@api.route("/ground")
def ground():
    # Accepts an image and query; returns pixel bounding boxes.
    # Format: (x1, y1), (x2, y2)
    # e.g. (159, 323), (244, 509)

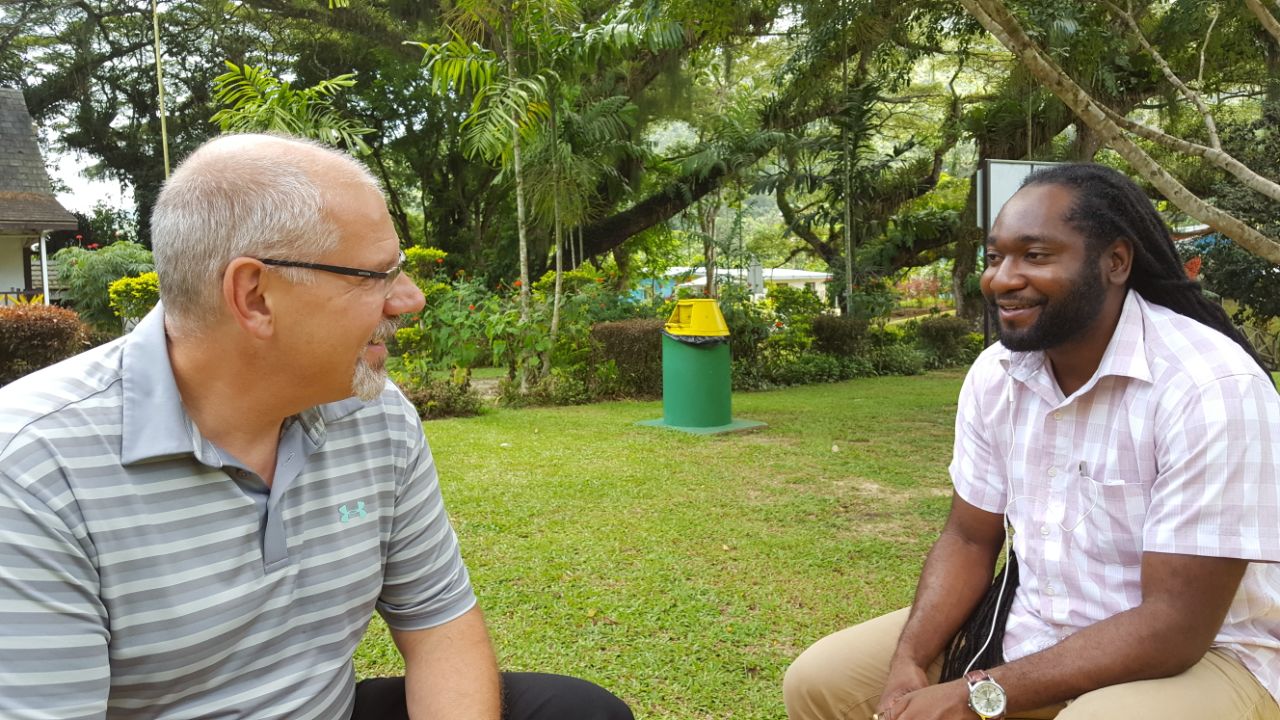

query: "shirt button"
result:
(1040, 525), (1050, 536)
(1045, 584), (1055, 596)
(1048, 467), (1058, 477)
(1053, 411), (1063, 421)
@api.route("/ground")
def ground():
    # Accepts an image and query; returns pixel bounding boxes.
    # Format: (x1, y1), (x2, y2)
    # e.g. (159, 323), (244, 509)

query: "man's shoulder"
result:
(0, 339), (126, 457)
(1138, 297), (1269, 388)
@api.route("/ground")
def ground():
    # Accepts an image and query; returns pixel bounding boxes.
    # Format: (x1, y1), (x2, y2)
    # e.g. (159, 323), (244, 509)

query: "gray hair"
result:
(151, 133), (381, 335)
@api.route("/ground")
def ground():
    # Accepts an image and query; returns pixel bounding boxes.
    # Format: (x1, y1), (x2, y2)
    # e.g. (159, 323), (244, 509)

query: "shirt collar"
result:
(120, 305), (197, 465)
(119, 304), (348, 466)
(1000, 289), (1153, 399)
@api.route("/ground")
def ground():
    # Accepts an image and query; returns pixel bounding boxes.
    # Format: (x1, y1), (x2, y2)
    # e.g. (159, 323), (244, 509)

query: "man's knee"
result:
(784, 633), (882, 720)
(784, 639), (844, 716)
(501, 672), (633, 720)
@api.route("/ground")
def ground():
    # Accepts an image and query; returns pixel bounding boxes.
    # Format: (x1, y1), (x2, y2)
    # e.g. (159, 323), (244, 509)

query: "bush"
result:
(916, 315), (975, 368)
(812, 314), (869, 357)
(502, 367), (596, 407)
(768, 285), (825, 328)
(403, 246), (449, 284)
(53, 241), (154, 334)
(0, 305), (90, 385)
(865, 342), (927, 376)
(767, 353), (847, 385)
(108, 271), (160, 321)
(590, 319), (663, 397)
(401, 378), (484, 420)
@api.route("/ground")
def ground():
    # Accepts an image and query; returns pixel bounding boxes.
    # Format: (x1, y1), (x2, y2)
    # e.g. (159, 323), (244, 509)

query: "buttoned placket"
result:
(213, 419), (315, 570)
(1039, 400), (1073, 622)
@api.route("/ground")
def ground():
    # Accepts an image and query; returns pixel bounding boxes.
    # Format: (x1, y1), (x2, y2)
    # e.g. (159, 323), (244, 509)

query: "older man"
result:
(0, 134), (631, 720)
(784, 164), (1280, 720)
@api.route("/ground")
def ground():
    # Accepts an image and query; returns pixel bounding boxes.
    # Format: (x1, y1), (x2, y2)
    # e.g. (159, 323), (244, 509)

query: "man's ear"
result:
(222, 257), (275, 340)
(1105, 238), (1133, 288)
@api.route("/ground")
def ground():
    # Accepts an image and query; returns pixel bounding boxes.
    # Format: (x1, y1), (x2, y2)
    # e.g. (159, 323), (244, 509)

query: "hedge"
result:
(589, 319), (664, 397)
(0, 305), (89, 385)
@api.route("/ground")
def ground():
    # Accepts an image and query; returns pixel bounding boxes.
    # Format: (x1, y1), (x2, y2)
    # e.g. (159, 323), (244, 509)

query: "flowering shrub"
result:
(53, 241), (154, 333)
(108, 272), (160, 321)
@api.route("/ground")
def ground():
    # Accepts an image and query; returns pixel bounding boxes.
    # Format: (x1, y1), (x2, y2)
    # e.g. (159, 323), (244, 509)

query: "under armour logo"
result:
(339, 501), (367, 523)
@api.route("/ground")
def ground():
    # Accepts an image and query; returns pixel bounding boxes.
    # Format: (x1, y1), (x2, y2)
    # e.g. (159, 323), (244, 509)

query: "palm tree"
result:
(418, 5), (680, 379)
(210, 62), (374, 153)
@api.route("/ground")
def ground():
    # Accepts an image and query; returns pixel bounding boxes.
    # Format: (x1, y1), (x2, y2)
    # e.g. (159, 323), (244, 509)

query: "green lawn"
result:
(355, 370), (966, 718)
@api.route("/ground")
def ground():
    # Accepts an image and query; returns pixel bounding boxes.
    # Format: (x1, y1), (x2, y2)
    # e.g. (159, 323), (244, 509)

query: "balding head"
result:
(151, 134), (382, 335)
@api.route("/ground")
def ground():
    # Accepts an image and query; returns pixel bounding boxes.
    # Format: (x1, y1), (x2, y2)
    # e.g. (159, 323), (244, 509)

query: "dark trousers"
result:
(351, 672), (634, 720)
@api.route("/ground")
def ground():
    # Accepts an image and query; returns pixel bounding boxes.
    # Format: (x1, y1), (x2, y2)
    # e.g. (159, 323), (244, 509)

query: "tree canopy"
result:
(5, 0), (1278, 297)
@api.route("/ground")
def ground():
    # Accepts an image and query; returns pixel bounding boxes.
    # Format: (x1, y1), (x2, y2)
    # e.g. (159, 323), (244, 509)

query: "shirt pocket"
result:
(1073, 442), (1150, 567)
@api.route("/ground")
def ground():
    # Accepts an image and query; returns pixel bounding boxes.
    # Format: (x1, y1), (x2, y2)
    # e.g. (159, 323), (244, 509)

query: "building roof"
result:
(0, 88), (77, 232)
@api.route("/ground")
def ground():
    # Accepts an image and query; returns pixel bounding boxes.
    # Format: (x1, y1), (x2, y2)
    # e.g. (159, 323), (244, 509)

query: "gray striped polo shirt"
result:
(0, 307), (476, 719)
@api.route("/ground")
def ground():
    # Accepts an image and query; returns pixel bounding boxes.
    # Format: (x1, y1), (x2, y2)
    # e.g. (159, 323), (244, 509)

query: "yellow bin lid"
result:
(665, 298), (730, 337)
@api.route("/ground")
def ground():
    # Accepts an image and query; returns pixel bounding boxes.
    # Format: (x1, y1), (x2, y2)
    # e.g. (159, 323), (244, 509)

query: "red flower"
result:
(468, 304), (476, 311)
(436, 258), (444, 264)
(514, 280), (522, 287)
(1183, 256), (1202, 281)
(87, 243), (99, 250)
(75, 234), (83, 241)
(774, 321), (784, 328)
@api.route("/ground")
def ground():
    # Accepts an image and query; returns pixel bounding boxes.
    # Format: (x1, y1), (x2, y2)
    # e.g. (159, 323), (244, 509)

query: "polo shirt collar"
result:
(120, 305), (196, 465)
(119, 305), (349, 466)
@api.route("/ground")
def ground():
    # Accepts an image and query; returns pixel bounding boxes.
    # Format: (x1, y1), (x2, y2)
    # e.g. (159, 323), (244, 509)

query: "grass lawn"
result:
(355, 369), (967, 718)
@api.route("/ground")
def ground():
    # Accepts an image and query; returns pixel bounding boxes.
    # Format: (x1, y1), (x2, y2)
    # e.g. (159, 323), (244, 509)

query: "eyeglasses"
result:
(258, 250), (406, 298)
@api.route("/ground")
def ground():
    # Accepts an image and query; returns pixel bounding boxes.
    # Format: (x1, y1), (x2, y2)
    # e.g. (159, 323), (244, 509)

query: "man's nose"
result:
(986, 258), (1027, 295)
(385, 271), (425, 315)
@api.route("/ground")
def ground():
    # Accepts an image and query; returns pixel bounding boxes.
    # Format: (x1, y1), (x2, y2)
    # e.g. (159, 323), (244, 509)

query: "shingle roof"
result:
(0, 88), (77, 232)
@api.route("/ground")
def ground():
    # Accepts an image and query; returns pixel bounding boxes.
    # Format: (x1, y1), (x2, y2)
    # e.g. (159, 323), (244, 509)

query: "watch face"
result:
(971, 680), (1006, 716)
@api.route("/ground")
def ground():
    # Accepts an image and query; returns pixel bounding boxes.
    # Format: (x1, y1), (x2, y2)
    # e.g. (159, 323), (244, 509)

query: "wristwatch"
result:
(965, 669), (1007, 719)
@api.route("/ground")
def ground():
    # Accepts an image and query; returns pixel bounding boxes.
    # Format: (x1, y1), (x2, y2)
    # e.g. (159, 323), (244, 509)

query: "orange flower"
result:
(514, 280), (522, 287)
(436, 257), (444, 264)
(1183, 256), (1202, 281)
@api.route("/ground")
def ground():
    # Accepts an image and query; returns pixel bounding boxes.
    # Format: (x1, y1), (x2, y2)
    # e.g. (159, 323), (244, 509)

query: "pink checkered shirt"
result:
(950, 290), (1280, 702)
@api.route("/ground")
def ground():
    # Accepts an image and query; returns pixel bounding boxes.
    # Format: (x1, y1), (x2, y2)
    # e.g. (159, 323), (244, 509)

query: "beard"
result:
(987, 260), (1108, 353)
(352, 317), (400, 402)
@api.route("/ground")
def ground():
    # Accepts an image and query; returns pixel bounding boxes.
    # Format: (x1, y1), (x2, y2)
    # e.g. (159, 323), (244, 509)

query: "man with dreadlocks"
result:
(784, 164), (1280, 720)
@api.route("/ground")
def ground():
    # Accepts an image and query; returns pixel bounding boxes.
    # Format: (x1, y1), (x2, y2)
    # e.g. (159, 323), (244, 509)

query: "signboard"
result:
(975, 159), (1064, 233)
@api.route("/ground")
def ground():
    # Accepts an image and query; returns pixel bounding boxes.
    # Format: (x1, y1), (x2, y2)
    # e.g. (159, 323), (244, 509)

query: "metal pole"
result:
(152, 0), (171, 179)
(841, 0), (854, 315)
(38, 231), (50, 306)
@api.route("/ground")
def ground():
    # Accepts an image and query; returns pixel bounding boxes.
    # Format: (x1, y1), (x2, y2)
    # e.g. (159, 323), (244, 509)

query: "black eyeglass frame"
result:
(257, 250), (406, 282)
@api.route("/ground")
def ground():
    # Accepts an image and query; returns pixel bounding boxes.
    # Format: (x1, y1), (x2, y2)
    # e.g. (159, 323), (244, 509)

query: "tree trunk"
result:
(545, 92), (563, 377)
(504, 18), (530, 391)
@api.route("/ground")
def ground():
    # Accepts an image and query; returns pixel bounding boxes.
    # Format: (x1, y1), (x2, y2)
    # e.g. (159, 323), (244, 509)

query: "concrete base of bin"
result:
(636, 417), (767, 435)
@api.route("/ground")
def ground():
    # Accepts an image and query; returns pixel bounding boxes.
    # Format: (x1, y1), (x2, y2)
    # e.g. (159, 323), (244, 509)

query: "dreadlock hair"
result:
(939, 549), (1019, 682)
(1021, 163), (1271, 377)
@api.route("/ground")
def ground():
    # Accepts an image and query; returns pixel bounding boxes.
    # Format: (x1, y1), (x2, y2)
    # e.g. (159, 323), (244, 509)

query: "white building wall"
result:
(0, 234), (32, 295)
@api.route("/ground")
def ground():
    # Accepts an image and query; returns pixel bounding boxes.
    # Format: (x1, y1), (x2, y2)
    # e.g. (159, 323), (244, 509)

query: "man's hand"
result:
(879, 680), (971, 720)
(876, 659), (930, 719)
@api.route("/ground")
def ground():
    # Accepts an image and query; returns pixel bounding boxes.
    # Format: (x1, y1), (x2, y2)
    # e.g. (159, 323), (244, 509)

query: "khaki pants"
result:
(783, 608), (1279, 720)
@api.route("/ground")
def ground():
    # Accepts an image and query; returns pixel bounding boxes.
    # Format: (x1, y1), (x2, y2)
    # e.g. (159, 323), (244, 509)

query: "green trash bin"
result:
(638, 298), (765, 435)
